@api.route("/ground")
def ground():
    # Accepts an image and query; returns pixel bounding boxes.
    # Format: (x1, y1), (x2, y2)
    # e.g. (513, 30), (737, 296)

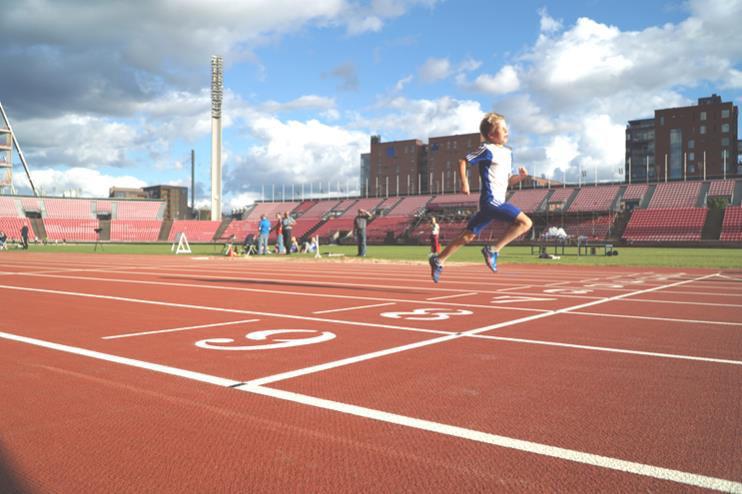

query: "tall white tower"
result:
(210, 55), (223, 220)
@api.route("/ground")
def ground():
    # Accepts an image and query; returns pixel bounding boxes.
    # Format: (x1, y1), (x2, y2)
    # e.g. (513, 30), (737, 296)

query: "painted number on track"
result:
(380, 308), (473, 321)
(195, 329), (336, 351)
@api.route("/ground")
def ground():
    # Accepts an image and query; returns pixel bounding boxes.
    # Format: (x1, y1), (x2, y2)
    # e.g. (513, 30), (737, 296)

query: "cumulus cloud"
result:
(419, 58), (452, 83)
(476, 0), (742, 182)
(225, 114), (369, 195)
(464, 65), (520, 95)
(364, 96), (484, 139)
(15, 167), (146, 197)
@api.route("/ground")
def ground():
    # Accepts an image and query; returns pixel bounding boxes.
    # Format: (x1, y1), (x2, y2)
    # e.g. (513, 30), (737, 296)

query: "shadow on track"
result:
(0, 442), (30, 494)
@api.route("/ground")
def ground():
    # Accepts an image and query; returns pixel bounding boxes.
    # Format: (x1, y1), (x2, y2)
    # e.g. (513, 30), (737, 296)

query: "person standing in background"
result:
(430, 216), (440, 254)
(353, 208), (373, 257)
(282, 212), (295, 255)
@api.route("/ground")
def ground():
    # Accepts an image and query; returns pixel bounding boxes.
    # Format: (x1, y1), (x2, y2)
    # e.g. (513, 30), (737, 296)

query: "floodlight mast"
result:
(0, 101), (38, 196)
(210, 55), (223, 221)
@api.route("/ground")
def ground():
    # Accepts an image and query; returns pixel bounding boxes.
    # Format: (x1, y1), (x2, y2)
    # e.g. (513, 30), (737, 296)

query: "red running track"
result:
(0, 252), (740, 493)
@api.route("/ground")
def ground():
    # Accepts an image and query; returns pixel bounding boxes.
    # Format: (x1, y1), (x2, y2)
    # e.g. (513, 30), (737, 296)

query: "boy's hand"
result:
(518, 166), (528, 177)
(461, 182), (470, 195)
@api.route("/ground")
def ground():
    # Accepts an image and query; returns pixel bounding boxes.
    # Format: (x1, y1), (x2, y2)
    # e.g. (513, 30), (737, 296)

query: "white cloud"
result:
(226, 114), (369, 193)
(394, 75), (414, 92)
(419, 58), (452, 83)
(17, 167), (146, 197)
(364, 96), (484, 139)
(14, 114), (139, 168)
(466, 65), (520, 95)
(538, 7), (562, 33)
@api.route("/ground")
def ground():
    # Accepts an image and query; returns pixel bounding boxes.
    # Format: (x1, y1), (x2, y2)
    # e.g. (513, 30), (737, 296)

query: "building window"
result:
(700, 111), (707, 121)
(669, 129), (682, 179)
(721, 123), (729, 133)
(689, 152), (695, 161)
(688, 139), (694, 149)
(722, 137), (730, 146)
(700, 125), (706, 134)
(659, 116), (664, 125)
(721, 109), (730, 118)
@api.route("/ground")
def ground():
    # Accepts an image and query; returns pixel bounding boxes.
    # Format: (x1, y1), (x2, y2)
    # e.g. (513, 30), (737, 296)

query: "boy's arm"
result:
(508, 166), (528, 187)
(458, 159), (470, 195)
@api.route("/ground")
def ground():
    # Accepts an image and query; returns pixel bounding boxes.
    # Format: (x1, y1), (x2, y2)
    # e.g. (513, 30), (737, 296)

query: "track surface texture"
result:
(1, 253), (740, 493)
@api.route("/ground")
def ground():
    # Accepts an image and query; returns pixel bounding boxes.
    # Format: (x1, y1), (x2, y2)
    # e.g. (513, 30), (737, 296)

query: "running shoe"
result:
(481, 245), (498, 273)
(429, 254), (443, 283)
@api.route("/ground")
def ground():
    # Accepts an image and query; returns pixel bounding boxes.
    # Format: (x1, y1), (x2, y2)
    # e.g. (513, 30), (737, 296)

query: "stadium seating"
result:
(95, 200), (113, 214)
(568, 185), (620, 212)
(647, 182), (702, 209)
(622, 184), (649, 203)
(508, 189), (548, 213)
(623, 208), (707, 241)
(560, 215), (614, 239)
(708, 180), (735, 198)
(720, 206), (742, 242)
(0, 217), (33, 241)
(291, 200), (316, 216)
(220, 220), (260, 242)
(387, 195), (432, 216)
(115, 200), (164, 220)
(110, 220), (162, 242)
(0, 196), (20, 217)
(310, 217), (355, 241)
(44, 219), (99, 241)
(332, 199), (357, 214)
(246, 201), (300, 220)
(19, 197), (43, 214)
(547, 188), (575, 207)
(44, 198), (94, 219)
(299, 199), (340, 218)
(428, 193), (477, 209)
(168, 220), (221, 242)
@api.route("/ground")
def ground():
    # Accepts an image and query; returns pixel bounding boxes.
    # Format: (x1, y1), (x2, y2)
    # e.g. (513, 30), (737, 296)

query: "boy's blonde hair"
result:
(479, 112), (506, 138)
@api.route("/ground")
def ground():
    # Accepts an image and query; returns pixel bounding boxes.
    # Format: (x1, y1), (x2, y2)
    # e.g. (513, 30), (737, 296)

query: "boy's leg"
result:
(437, 230), (476, 264)
(491, 212), (533, 253)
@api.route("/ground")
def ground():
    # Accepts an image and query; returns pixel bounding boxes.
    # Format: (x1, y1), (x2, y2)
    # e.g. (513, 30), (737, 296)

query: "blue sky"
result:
(1, 0), (740, 210)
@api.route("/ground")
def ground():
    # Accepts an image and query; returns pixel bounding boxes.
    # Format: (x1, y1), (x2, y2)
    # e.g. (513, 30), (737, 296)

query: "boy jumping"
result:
(429, 112), (532, 283)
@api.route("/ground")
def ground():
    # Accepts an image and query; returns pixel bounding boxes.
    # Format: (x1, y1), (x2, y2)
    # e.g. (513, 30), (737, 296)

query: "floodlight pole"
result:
(0, 101), (38, 196)
(210, 55), (223, 221)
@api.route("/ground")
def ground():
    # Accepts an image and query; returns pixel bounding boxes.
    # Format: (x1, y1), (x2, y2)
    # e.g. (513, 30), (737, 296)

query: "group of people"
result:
(256, 211), (297, 255)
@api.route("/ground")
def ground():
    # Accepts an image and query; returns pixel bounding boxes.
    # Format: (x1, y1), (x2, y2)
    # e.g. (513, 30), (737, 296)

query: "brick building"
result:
(626, 94), (739, 182)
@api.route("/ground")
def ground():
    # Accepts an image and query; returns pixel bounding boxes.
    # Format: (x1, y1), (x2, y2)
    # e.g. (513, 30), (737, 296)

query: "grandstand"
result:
(1, 177), (741, 247)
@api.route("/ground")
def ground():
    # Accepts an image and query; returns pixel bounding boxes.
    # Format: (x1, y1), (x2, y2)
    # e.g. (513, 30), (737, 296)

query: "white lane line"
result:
(626, 299), (742, 308)
(1, 330), (739, 493)
(425, 292), (477, 301)
(569, 311), (742, 327)
(102, 319), (261, 340)
(245, 273), (720, 387)
(458, 273), (719, 338)
(0, 331), (239, 387)
(10, 271), (548, 314)
(313, 302), (396, 315)
(246, 333), (460, 386)
(240, 385), (742, 494)
(0, 284), (450, 337)
(468, 334), (742, 366)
